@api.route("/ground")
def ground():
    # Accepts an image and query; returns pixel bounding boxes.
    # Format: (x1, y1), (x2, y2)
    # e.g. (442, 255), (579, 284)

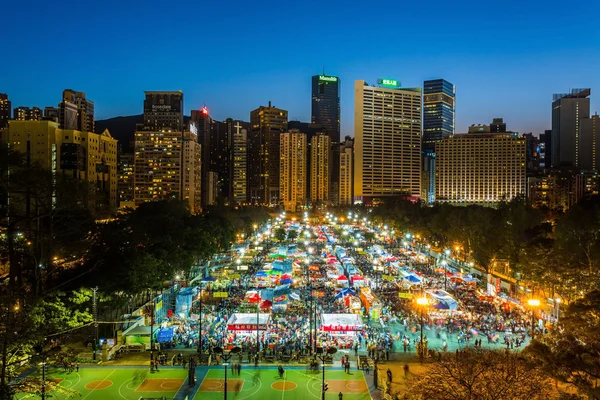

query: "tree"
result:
(287, 230), (298, 242)
(404, 350), (558, 400)
(274, 228), (286, 242)
(526, 290), (600, 399)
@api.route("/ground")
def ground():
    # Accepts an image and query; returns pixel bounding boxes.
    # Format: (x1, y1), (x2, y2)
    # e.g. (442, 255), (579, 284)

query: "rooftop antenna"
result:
(322, 65), (325, 75)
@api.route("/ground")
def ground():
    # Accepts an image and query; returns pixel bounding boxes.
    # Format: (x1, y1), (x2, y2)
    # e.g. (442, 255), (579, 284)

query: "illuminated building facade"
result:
(436, 132), (526, 205)
(354, 79), (422, 204)
(310, 134), (330, 205)
(280, 130), (307, 211)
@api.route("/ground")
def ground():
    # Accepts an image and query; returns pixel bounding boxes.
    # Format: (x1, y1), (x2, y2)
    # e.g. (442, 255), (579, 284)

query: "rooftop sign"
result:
(319, 75), (338, 82)
(380, 78), (399, 87)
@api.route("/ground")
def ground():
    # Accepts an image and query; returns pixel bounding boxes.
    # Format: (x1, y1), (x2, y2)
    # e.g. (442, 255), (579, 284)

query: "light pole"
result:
(317, 347), (337, 400)
(528, 299), (540, 341)
(416, 296), (429, 362)
(197, 289), (204, 355)
(215, 346), (241, 400)
(441, 260), (448, 291)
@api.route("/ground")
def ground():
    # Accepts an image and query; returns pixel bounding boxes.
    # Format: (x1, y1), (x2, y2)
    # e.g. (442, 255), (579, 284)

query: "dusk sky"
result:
(3, 0), (600, 137)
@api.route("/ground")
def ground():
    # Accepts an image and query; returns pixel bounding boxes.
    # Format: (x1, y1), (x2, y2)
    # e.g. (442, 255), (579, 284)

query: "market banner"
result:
(228, 323), (268, 331)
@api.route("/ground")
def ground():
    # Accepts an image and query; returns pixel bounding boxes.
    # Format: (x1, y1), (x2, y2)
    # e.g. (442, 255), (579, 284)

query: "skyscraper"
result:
(59, 89), (94, 132)
(13, 106), (42, 121)
(248, 102), (288, 204)
(354, 79), (422, 205)
(539, 130), (552, 168)
(436, 132), (526, 205)
(0, 94), (11, 129)
(280, 130), (307, 212)
(551, 88), (591, 167)
(312, 74), (341, 204)
(581, 113), (600, 171)
(143, 91), (184, 131)
(191, 106), (212, 206)
(423, 79), (455, 150)
(339, 137), (354, 206)
(133, 130), (201, 213)
(232, 121), (249, 204)
(310, 134), (330, 205)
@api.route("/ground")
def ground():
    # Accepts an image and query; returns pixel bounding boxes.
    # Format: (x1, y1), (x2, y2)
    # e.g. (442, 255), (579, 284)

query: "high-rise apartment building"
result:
(310, 134), (330, 205)
(117, 153), (135, 209)
(354, 80), (422, 204)
(143, 91), (184, 131)
(59, 89), (94, 132)
(3, 120), (117, 213)
(232, 121), (249, 204)
(551, 88), (591, 167)
(0, 94), (11, 128)
(339, 137), (354, 206)
(435, 132), (526, 205)
(248, 102), (288, 204)
(280, 130), (307, 212)
(527, 169), (584, 212)
(522, 133), (540, 171)
(581, 113), (600, 171)
(13, 106), (42, 121)
(133, 130), (201, 213)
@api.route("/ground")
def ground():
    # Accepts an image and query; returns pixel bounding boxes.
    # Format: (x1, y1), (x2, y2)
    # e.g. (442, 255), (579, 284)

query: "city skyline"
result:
(3, 0), (599, 136)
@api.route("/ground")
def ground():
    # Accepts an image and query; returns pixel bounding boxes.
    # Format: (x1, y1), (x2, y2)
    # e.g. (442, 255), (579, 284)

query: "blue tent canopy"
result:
(157, 327), (175, 343)
(201, 276), (216, 282)
(255, 271), (267, 277)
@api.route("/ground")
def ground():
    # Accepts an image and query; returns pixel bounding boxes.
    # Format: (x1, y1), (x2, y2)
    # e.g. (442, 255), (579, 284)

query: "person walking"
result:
(75, 363), (79, 373)
(338, 392), (344, 400)
(387, 368), (392, 382)
(278, 365), (284, 379)
(403, 364), (409, 379)
(237, 363), (241, 376)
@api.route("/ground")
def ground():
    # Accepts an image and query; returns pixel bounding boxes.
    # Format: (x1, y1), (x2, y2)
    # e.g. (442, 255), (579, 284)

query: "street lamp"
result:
(317, 347), (337, 400)
(528, 299), (540, 341)
(416, 297), (429, 362)
(214, 346), (242, 400)
(441, 260), (448, 291)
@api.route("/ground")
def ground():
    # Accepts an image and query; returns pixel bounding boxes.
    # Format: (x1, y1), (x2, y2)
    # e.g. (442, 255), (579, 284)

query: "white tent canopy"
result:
(320, 313), (364, 332)
(227, 313), (270, 331)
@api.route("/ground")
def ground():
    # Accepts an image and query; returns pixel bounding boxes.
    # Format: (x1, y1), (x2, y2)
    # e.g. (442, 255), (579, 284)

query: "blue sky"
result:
(2, 0), (600, 137)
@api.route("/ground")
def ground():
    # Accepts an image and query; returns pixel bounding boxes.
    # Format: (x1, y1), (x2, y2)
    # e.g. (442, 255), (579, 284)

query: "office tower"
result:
(280, 130), (307, 211)
(13, 106), (42, 121)
(581, 113), (600, 171)
(2, 120), (118, 212)
(339, 137), (354, 206)
(232, 121), (249, 204)
(117, 153), (135, 209)
(59, 90), (94, 132)
(435, 132), (526, 205)
(44, 106), (59, 121)
(133, 130), (201, 213)
(423, 79), (455, 150)
(551, 88), (591, 167)
(191, 106), (212, 206)
(422, 79), (455, 204)
(354, 80), (422, 205)
(143, 91), (184, 131)
(0, 94), (11, 128)
(248, 102), (288, 204)
(310, 134), (330, 205)
(312, 75), (341, 204)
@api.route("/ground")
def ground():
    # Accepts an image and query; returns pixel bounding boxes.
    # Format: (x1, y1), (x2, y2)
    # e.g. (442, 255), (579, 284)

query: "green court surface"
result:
(196, 368), (371, 400)
(14, 367), (187, 400)
(14, 366), (371, 400)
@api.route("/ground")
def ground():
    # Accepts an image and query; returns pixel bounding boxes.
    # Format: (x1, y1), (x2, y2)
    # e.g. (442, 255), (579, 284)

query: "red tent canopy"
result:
(281, 274), (292, 280)
(247, 292), (261, 303)
(259, 300), (272, 309)
(351, 275), (364, 280)
(337, 275), (348, 281)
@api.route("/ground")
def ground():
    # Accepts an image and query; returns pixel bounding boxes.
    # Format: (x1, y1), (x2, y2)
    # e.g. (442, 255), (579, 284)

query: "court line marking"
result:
(81, 369), (115, 400)
(118, 377), (134, 400)
(236, 371), (262, 400)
